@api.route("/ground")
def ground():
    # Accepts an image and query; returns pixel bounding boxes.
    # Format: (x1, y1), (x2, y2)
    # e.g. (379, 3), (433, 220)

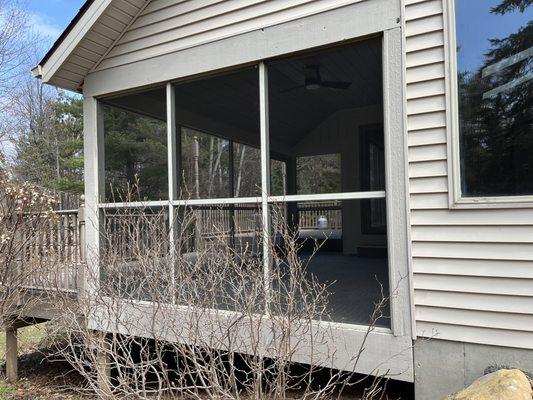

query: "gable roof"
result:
(33, 0), (149, 92)
(37, 0), (95, 69)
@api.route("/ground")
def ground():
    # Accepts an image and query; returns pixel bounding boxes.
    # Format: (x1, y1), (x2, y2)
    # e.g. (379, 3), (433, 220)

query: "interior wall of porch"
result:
(292, 105), (386, 254)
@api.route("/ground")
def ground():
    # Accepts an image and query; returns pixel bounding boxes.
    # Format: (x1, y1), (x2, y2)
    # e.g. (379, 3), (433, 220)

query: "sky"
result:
(24, 0), (531, 70)
(456, 0), (532, 72)
(26, 0), (85, 59)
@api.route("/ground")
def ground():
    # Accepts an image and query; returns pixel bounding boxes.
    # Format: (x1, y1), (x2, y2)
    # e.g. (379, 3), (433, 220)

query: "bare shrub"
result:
(45, 194), (398, 399)
(0, 166), (63, 328)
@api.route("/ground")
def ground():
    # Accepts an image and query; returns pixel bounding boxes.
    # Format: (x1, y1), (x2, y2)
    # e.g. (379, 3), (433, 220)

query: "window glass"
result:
(174, 67), (260, 199)
(455, 0), (532, 196)
(102, 87), (168, 202)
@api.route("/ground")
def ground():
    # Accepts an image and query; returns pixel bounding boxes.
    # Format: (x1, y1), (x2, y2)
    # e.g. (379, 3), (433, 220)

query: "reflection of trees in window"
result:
(458, 0), (532, 196)
(104, 106), (168, 202)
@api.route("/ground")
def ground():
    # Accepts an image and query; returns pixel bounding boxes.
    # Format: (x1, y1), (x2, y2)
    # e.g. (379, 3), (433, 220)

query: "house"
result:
(31, 0), (532, 399)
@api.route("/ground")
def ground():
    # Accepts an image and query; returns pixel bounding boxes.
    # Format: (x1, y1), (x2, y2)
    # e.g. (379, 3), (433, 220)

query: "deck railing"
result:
(297, 200), (342, 230)
(18, 200), (342, 291)
(20, 204), (85, 293)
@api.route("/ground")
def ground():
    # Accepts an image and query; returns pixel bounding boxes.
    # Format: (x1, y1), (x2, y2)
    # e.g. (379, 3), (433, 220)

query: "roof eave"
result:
(33, 0), (110, 92)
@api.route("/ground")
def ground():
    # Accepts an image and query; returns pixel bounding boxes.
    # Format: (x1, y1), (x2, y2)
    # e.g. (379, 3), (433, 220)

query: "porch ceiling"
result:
(102, 36), (382, 155)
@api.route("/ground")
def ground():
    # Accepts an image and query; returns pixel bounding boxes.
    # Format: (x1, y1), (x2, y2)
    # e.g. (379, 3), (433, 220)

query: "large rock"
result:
(445, 369), (532, 400)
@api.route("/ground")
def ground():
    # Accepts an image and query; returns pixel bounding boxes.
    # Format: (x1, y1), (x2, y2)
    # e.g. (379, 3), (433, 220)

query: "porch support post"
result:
(95, 332), (112, 397)
(259, 62), (271, 312)
(382, 27), (413, 339)
(286, 156), (299, 233)
(166, 83), (177, 300)
(83, 96), (104, 299)
(5, 326), (17, 382)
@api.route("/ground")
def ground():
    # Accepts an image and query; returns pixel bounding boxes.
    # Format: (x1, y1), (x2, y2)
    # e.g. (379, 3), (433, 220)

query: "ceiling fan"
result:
(280, 64), (352, 93)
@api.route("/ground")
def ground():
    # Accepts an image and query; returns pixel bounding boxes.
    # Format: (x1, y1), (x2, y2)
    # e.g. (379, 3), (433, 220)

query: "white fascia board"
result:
(31, 65), (42, 78)
(40, 0), (113, 84)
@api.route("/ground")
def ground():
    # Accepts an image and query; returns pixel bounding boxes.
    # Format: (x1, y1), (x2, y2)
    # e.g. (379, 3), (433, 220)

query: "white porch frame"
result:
(83, 1), (413, 382)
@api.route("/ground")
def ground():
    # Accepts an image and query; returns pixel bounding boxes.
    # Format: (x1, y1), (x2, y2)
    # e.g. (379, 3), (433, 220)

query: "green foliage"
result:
(491, 0), (532, 14)
(14, 91), (84, 194)
(103, 105), (168, 201)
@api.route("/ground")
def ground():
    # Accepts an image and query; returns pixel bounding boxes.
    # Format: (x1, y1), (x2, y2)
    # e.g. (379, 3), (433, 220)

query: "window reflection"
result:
(456, 0), (532, 196)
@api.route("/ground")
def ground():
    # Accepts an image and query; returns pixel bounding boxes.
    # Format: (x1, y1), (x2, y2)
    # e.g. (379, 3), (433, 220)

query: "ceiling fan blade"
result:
(320, 81), (352, 90)
(280, 84), (306, 93)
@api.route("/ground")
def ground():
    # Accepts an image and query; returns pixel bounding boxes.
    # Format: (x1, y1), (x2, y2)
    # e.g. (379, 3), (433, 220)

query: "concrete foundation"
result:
(414, 338), (533, 400)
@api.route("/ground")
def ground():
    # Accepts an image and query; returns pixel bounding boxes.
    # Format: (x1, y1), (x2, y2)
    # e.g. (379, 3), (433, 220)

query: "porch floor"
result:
(304, 253), (390, 327)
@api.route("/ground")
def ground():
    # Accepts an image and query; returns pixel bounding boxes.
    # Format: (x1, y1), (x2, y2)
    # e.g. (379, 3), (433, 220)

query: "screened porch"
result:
(97, 36), (390, 327)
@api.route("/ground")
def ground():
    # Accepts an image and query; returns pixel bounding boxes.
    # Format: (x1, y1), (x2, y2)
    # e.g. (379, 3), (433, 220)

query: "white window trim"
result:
(445, 0), (533, 209)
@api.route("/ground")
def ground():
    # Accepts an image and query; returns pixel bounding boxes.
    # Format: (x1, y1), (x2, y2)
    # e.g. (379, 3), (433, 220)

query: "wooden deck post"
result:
(5, 326), (18, 382)
(77, 196), (86, 297)
(95, 332), (112, 397)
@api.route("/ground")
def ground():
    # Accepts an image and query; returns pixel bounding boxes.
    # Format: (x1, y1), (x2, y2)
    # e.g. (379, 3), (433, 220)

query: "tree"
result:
(491, 0), (532, 14)
(12, 84), (84, 194)
(103, 105), (167, 201)
(0, 0), (36, 145)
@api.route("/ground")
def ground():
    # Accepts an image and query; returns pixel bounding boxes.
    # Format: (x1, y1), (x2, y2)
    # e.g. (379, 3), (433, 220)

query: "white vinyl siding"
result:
(404, 0), (533, 349)
(95, 0), (367, 71)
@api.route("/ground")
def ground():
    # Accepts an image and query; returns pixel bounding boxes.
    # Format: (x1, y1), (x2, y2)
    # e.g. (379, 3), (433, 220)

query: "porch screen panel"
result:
(101, 206), (171, 302)
(172, 67), (263, 312)
(173, 67), (261, 200)
(266, 38), (390, 326)
(173, 203), (263, 312)
(270, 200), (389, 326)
(102, 87), (168, 202)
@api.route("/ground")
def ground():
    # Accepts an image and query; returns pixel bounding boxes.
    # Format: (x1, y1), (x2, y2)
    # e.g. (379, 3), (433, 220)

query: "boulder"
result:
(445, 369), (532, 400)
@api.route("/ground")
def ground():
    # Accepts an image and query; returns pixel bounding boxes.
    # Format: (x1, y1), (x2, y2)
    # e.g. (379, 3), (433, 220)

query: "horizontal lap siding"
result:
(52, 0), (148, 90)
(404, 0), (533, 348)
(96, 0), (363, 71)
